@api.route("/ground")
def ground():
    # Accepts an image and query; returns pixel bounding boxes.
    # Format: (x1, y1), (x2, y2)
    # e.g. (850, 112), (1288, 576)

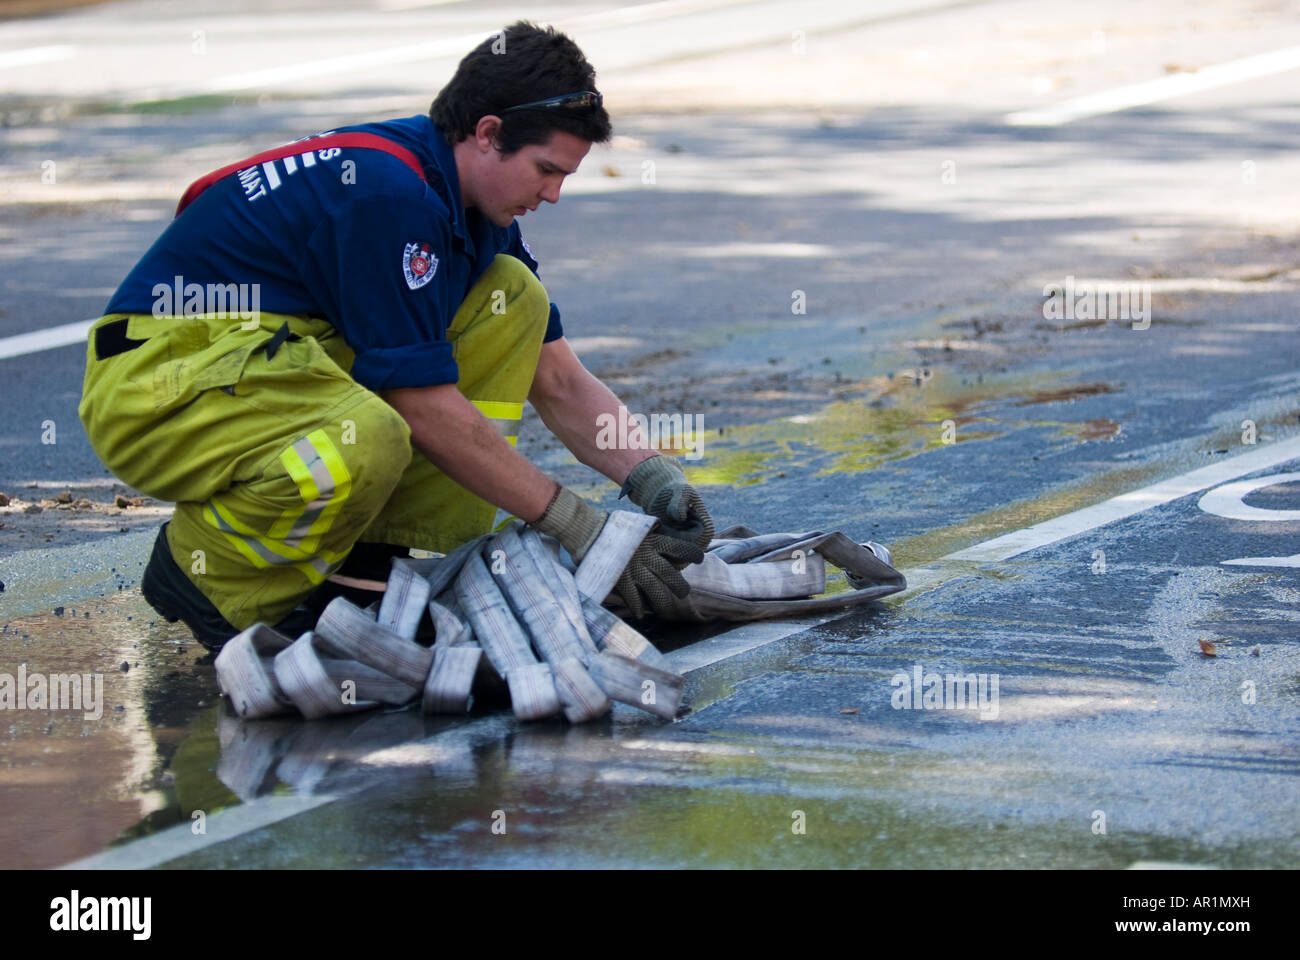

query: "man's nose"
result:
(540, 178), (562, 204)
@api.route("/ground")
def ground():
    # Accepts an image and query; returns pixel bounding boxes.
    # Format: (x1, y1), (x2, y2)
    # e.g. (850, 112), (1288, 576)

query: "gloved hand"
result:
(610, 531), (702, 619)
(530, 484), (606, 564)
(619, 455), (715, 551)
(532, 485), (703, 618)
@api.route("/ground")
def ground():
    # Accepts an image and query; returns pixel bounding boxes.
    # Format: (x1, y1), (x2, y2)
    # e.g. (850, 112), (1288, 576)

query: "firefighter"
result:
(79, 21), (713, 649)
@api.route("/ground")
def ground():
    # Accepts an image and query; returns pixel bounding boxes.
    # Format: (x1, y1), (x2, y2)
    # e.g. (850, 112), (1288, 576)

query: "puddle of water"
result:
(0, 591), (207, 868)
(685, 370), (1122, 489)
(155, 719), (1284, 869)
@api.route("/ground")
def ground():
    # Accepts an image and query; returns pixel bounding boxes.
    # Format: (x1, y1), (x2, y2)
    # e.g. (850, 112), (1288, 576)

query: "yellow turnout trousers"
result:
(79, 255), (550, 630)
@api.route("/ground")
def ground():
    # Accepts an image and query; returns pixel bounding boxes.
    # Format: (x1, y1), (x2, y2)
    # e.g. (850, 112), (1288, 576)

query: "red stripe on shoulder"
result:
(175, 132), (427, 216)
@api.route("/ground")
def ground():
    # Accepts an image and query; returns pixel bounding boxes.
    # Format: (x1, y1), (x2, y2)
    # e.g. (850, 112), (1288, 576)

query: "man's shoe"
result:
(335, 541), (409, 582)
(142, 523), (332, 650)
(141, 523), (241, 651)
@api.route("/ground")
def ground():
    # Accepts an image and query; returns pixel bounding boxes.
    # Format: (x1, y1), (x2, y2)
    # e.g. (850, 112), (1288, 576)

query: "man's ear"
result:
(473, 115), (504, 153)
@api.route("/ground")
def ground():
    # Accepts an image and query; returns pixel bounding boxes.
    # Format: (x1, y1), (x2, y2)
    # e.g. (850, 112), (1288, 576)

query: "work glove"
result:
(610, 531), (703, 619)
(532, 485), (703, 619)
(619, 455), (715, 551)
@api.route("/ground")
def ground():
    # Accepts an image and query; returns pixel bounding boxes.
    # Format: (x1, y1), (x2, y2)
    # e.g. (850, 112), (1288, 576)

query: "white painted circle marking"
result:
(1197, 472), (1300, 522)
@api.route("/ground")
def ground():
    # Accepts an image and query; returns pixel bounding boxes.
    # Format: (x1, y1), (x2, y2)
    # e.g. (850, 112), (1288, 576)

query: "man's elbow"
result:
(380, 382), (463, 428)
(530, 340), (584, 408)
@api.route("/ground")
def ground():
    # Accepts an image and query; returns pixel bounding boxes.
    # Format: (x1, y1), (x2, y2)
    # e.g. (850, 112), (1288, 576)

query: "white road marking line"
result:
(192, 33), (495, 93)
(60, 795), (335, 870)
(1006, 43), (1300, 126)
(554, 0), (760, 32)
(0, 319), (95, 361)
(377, 0), (468, 10)
(1049, 277), (1298, 294)
(666, 616), (832, 674)
(0, 45), (76, 70)
(1222, 553), (1300, 568)
(177, 0), (757, 96)
(945, 435), (1300, 563)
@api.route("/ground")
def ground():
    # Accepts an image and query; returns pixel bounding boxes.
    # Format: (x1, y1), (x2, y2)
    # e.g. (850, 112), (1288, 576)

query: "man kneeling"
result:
(78, 21), (713, 649)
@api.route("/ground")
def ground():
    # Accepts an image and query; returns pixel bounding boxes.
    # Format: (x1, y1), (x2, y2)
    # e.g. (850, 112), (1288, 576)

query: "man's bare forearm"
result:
(529, 338), (658, 485)
(382, 383), (557, 523)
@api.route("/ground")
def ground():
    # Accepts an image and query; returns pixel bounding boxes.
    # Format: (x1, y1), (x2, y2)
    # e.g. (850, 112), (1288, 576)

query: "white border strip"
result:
(61, 795), (334, 870)
(0, 45), (77, 71)
(177, 0), (759, 97)
(1006, 44), (1300, 126)
(947, 435), (1300, 562)
(190, 33), (493, 95)
(0, 319), (94, 361)
(667, 616), (831, 673)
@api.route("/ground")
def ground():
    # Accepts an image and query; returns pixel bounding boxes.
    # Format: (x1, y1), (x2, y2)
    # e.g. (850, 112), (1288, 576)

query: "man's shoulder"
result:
(325, 115), (456, 220)
(332, 115), (442, 179)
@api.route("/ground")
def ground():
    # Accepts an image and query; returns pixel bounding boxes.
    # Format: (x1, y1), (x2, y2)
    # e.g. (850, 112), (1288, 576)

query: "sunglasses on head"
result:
(499, 91), (603, 114)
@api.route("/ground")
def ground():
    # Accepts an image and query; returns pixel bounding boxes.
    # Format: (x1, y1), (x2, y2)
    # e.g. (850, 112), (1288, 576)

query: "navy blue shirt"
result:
(106, 115), (563, 390)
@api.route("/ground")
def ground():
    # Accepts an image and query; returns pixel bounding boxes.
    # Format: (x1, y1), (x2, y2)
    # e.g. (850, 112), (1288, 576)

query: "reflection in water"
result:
(212, 707), (435, 800)
(203, 704), (645, 803)
(0, 592), (184, 868)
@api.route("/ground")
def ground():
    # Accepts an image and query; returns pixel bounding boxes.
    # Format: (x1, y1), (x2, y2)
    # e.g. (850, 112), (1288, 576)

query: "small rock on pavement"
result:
(24, 504), (42, 514)
(55, 490), (72, 504)
(0, 492), (9, 506)
(120, 661), (130, 673)
(114, 494), (130, 508)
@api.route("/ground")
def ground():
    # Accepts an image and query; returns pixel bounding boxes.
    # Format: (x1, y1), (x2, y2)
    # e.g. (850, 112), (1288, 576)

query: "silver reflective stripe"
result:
(488, 417), (523, 438)
(284, 436), (337, 547)
(207, 503), (331, 579)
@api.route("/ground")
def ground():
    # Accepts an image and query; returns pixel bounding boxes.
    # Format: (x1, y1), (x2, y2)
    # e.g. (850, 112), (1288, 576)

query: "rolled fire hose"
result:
(214, 515), (905, 724)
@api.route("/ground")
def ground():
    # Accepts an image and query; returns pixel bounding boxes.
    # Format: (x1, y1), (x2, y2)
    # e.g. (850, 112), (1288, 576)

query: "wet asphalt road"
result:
(1, 0), (1298, 869)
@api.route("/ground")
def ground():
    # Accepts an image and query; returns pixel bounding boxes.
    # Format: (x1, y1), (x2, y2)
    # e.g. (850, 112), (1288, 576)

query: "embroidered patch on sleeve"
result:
(402, 241), (438, 290)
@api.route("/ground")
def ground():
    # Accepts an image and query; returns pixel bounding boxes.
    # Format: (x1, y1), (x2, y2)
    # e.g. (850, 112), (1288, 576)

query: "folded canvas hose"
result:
(656, 525), (906, 622)
(214, 516), (905, 724)
(215, 514), (678, 724)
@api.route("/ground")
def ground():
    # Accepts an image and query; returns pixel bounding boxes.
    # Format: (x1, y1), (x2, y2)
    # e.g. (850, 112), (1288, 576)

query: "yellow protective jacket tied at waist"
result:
(213, 515), (906, 725)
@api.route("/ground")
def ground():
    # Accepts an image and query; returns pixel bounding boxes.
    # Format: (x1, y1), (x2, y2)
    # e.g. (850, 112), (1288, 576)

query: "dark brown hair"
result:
(430, 21), (612, 155)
